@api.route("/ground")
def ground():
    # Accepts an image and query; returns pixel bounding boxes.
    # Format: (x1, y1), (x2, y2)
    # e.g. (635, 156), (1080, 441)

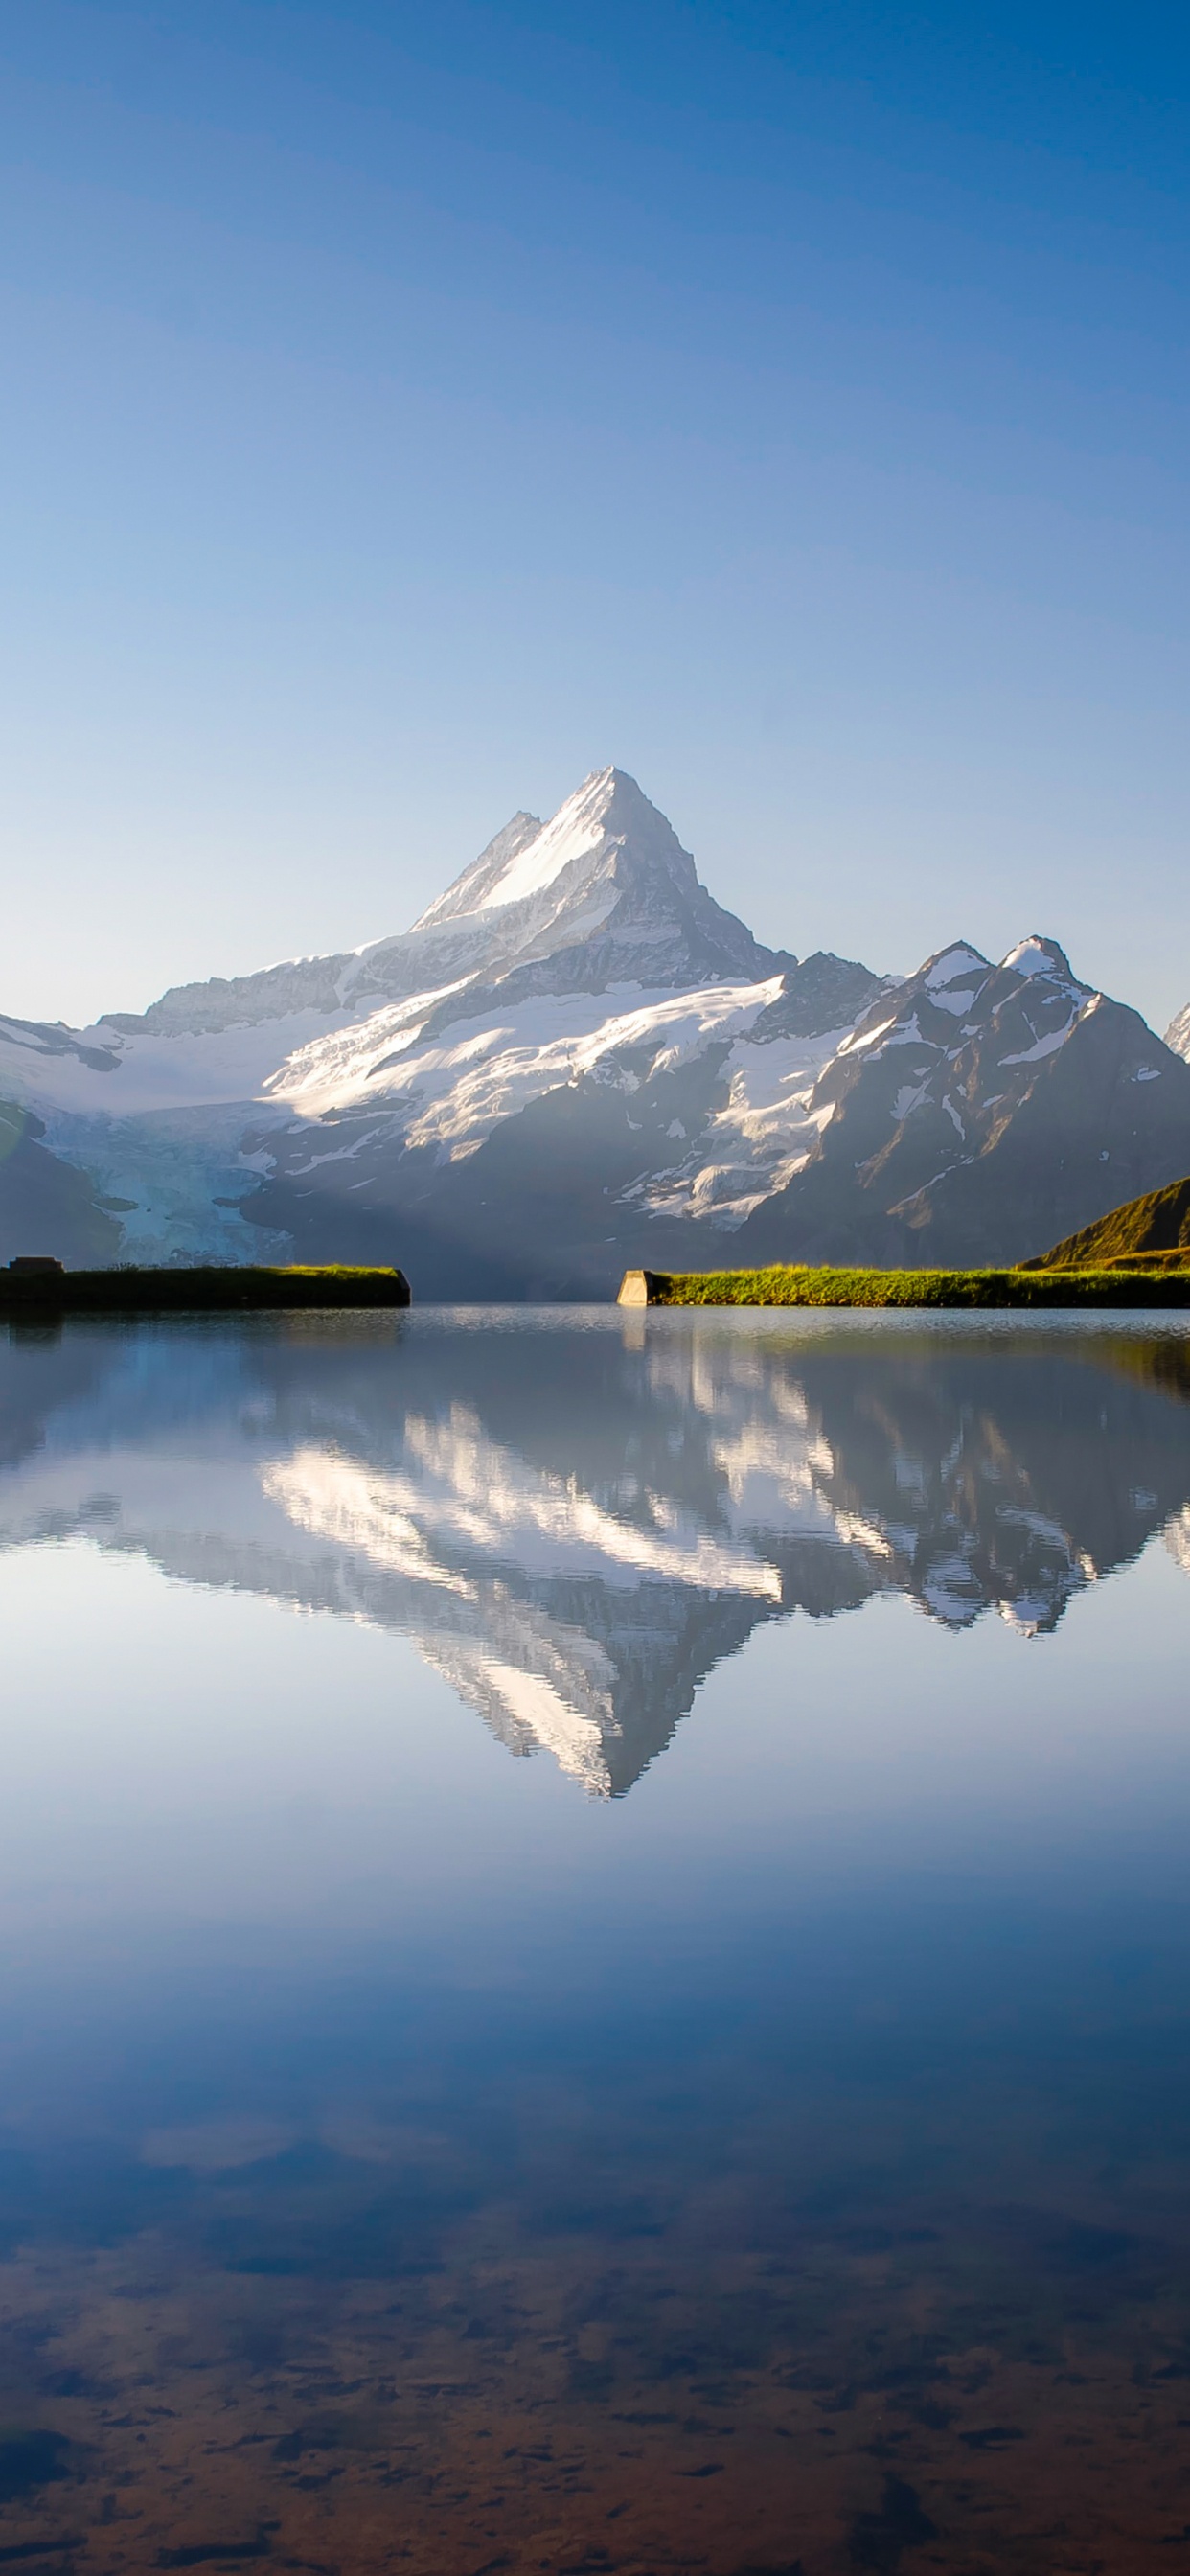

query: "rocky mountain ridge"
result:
(2, 766), (1188, 1291)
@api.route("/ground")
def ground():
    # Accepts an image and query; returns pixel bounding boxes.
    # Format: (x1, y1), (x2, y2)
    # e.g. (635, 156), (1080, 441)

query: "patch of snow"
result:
(0, 1007), (357, 1118)
(996, 1600), (1048, 1637)
(995, 1505), (1073, 1549)
(1164, 1004), (1190, 1061)
(925, 947), (987, 993)
(261, 979), (476, 1106)
(623, 1021), (846, 1228)
(1001, 936), (1069, 980)
(263, 1451), (473, 1595)
(269, 981), (753, 1159)
(837, 1016), (896, 1056)
(834, 1510), (895, 1561)
(418, 976), (773, 1167)
(267, 1406), (784, 1603)
(708, 1419), (836, 1534)
(472, 767), (615, 911)
(999, 1012), (1079, 1068)
(1164, 1506), (1190, 1577)
(470, 1660), (609, 1790)
(884, 1019), (938, 1049)
(416, 1634), (617, 1798)
(286, 1127), (387, 1177)
(921, 1554), (982, 1622)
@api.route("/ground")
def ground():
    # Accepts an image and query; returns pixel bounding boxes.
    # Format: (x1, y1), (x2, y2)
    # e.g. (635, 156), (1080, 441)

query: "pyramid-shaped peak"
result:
(534, 764), (682, 841)
(476, 766), (693, 914)
(411, 766), (692, 931)
(579, 762), (664, 811)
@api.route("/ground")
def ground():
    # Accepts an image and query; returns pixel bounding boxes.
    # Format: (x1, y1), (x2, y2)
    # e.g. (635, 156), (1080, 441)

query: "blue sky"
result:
(3, 0), (1188, 1026)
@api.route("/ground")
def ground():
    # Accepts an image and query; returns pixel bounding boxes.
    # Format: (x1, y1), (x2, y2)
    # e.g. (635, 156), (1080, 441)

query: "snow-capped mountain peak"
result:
(2, 770), (1188, 1290)
(1002, 934), (1077, 983)
(921, 941), (990, 1000)
(739, 920), (1190, 1276)
(412, 766), (716, 933)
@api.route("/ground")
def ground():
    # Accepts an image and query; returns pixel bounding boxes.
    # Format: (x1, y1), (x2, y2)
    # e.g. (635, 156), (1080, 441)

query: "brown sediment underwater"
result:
(2, 2102), (1190, 2574)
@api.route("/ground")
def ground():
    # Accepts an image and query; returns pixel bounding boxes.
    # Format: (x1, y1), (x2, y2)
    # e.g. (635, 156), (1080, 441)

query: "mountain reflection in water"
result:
(5, 1312), (1190, 2575)
(3, 1310), (1189, 1794)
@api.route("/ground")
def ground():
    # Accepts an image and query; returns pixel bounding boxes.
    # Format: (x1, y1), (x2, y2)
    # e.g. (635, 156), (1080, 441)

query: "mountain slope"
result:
(1034, 1172), (1190, 1268)
(0, 1097), (123, 1266)
(737, 937), (1190, 1271)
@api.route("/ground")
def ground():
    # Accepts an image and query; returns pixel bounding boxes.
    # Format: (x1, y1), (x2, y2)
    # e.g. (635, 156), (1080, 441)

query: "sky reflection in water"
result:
(1, 1308), (1190, 2574)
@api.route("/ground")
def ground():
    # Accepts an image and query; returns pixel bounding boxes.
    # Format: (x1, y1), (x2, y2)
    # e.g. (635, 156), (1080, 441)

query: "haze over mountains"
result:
(2, 767), (1189, 1293)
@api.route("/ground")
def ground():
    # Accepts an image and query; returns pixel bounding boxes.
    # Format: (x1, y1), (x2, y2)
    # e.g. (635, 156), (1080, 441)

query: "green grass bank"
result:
(0, 1263), (411, 1315)
(617, 1262), (1190, 1309)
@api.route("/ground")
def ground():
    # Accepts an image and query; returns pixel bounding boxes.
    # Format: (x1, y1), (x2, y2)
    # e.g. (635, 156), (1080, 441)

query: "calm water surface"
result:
(2, 1307), (1190, 2574)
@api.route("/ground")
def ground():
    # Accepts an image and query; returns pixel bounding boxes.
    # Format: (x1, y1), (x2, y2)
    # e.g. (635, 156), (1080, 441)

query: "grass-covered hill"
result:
(616, 1176), (1190, 1305)
(1028, 1173), (1190, 1270)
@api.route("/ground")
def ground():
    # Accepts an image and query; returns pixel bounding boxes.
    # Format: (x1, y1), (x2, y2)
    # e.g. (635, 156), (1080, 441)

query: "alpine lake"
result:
(3, 1302), (1190, 2576)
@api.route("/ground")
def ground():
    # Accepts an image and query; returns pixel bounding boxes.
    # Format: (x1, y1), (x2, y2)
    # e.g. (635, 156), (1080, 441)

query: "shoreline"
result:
(0, 1264), (411, 1314)
(617, 1263), (1190, 1309)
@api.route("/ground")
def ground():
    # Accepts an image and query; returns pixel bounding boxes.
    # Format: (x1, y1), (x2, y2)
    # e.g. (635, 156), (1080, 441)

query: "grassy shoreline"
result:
(0, 1264), (411, 1314)
(618, 1263), (1190, 1309)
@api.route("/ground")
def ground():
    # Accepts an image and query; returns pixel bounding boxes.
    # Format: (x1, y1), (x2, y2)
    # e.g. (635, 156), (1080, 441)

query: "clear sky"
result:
(3, 0), (1188, 1030)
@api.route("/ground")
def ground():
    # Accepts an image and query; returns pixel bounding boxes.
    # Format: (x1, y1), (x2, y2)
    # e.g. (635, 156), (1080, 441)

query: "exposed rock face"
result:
(1, 773), (1187, 1287)
(748, 951), (892, 1040)
(1165, 1002), (1190, 1062)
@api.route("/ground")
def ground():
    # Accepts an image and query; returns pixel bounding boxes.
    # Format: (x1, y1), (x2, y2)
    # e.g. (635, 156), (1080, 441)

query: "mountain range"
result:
(3, 766), (1189, 1294)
